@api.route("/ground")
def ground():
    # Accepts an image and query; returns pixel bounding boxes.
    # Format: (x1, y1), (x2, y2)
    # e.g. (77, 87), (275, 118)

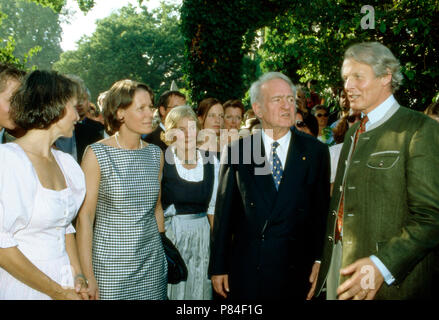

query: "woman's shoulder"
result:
(0, 143), (28, 164)
(144, 142), (163, 159)
(90, 136), (114, 148)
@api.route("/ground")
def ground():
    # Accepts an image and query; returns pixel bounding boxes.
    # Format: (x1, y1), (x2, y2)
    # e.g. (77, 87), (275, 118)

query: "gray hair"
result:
(344, 42), (403, 92)
(66, 74), (89, 99)
(250, 72), (296, 105)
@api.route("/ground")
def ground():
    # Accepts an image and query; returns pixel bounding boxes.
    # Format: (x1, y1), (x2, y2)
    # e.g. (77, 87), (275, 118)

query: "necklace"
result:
(115, 132), (143, 150)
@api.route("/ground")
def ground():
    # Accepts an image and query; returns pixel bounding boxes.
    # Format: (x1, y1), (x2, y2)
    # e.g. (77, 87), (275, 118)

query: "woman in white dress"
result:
(0, 70), (87, 300)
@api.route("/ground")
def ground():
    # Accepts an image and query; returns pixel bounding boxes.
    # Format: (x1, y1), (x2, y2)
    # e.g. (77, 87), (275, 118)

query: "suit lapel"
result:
(269, 129), (308, 221)
(248, 132), (278, 209)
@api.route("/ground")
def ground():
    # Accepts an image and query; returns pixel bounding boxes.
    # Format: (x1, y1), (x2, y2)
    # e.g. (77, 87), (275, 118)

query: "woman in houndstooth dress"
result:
(76, 80), (167, 300)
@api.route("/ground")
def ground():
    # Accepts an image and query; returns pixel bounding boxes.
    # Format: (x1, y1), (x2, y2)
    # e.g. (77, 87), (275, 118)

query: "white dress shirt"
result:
(364, 94), (396, 131)
(261, 129), (292, 169)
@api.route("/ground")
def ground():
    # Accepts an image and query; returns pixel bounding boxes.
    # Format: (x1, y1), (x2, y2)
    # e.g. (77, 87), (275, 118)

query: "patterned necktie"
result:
(335, 115), (369, 242)
(271, 141), (283, 191)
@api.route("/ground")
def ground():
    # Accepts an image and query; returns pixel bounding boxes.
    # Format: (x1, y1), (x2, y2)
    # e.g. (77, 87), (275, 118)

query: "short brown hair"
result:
(196, 97), (221, 124)
(11, 70), (80, 130)
(156, 90), (186, 110)
(103, 79), (154, 135)
(0, 63), (25, 93)
(223, 99), (244, 115)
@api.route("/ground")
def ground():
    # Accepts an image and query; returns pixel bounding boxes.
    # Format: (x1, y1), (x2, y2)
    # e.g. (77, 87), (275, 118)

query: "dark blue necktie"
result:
(271, 142), (283, 190)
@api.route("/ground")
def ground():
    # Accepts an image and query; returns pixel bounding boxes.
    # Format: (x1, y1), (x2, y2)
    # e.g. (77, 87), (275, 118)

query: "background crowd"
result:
(0, 40), (439, 300)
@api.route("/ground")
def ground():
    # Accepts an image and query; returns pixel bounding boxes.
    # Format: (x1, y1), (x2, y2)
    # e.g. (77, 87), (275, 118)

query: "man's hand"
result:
(337, 257), (384, 300)
(212, 274), (229, 298)
(306, 262), (321, 300)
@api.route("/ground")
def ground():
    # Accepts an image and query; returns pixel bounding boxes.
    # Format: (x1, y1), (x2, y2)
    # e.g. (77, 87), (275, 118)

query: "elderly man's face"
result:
(253, 78), (295, 133)
(342, 58), (392, 114)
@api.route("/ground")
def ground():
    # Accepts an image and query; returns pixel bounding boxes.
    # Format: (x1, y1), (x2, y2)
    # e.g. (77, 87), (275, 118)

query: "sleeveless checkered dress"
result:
(90, 143), (167, 300)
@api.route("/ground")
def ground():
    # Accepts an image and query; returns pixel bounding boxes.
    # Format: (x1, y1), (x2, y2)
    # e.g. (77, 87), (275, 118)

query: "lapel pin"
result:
(302, 156), (306, 160)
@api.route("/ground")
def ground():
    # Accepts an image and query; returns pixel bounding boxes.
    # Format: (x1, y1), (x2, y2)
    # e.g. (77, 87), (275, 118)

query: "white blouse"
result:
(164, 148), (220, 216)
(0, 143), (86, 299)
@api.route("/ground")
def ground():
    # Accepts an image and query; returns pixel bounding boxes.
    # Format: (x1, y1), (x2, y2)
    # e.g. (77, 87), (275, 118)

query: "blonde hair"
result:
(161, 105), (200, 145)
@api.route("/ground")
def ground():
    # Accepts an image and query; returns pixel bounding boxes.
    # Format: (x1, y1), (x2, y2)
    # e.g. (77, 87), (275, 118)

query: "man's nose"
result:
(344, 78), (355, 90)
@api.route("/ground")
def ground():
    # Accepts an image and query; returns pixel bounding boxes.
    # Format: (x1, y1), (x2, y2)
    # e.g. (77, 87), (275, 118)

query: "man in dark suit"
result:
(210, 72), (330, 300)
(313, 42), (439, 300)
(143, 90), (186, 151)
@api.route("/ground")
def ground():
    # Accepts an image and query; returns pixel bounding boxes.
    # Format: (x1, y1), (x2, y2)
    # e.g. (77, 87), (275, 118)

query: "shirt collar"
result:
(261, 129), (291, 150)
(364, 94), (396, 126)
(159, 122), (165, 131)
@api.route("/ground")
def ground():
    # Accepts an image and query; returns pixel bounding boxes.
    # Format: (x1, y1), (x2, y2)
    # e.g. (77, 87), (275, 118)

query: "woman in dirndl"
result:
(161, 105), (219, 300)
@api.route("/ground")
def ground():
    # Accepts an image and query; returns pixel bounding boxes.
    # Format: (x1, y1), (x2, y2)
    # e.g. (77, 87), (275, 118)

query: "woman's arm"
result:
(154, 152), (165, 233)
(75, 146), (100, 299)
(0, 247), (81, 300)
(207, 155), (221, 230)
(65, 233), (88, 300)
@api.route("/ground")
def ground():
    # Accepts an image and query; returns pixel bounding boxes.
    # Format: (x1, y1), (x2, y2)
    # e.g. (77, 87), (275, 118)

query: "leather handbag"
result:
(160, 233), (188, 284)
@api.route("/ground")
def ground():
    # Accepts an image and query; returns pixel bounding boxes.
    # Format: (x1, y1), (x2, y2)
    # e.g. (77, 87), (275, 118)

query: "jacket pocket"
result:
(375, 241), (388, 253)
(366, 151), (400, 170)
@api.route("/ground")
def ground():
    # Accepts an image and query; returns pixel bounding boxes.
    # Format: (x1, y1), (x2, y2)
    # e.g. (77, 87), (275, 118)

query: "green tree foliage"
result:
(0, 0), (64, 70)
(0, 0), (93, 68)
(180, 0), (292, 104)
(53, 3), (185, 103)
(260, 0), (439, 109)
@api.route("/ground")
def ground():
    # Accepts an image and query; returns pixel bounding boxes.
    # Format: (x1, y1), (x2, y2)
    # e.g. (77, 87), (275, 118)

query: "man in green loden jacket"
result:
(309, 42), (439, 300)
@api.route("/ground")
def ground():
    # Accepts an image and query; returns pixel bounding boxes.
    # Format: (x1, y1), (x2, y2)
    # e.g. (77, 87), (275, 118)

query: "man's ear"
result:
(381, 69), (392, 87)
(252, 102), (262, 119)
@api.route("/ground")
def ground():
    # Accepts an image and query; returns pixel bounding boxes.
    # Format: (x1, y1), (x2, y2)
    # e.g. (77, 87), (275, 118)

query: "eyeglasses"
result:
(347, 115), (362, 123)
(316, 113), (328, 118)
(296, 120), (307, 128)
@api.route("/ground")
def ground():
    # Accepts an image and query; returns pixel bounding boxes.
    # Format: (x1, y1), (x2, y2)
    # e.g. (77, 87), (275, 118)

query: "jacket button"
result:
(332, 210), (336, 216)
